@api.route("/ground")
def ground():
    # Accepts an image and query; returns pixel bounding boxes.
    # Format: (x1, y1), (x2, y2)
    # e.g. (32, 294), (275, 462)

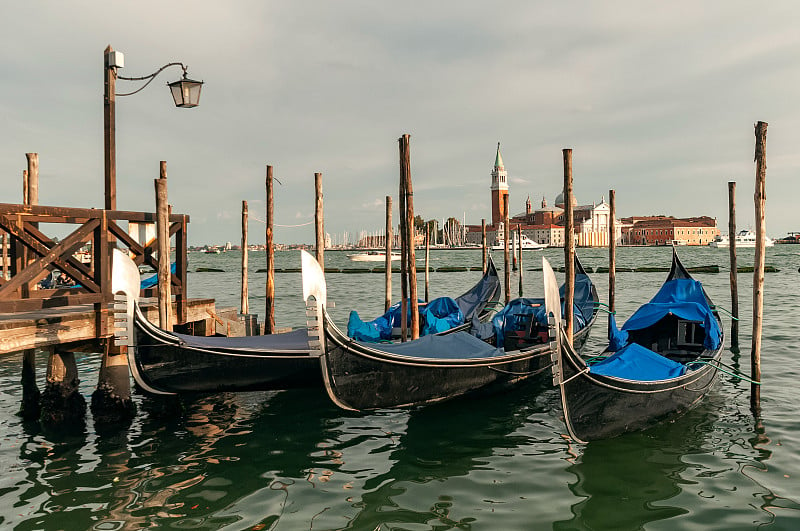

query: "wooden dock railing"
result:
(0, 203), (189, 335)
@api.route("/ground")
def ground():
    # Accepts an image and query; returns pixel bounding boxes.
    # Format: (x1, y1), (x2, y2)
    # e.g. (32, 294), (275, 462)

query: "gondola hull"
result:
(302, 252), (598, 411)
(116, 250), (501, 396)
(557, 339), (720, 441)
(547, 250), (724, 442)
(130, 303), (321, 394)
(320, 317), (594, 411)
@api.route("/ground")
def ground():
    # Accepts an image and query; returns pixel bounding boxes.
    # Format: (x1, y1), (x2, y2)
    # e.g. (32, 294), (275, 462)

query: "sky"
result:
(2, 1), (799, 246)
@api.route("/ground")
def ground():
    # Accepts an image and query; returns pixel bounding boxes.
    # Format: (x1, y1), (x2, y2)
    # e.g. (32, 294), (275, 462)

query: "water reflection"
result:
(554, 402), (719, 530)
(343, 383), (544, 530)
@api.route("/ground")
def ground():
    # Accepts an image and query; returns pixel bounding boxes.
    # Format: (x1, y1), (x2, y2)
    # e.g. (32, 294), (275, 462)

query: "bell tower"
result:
(490, 142), (508, 226)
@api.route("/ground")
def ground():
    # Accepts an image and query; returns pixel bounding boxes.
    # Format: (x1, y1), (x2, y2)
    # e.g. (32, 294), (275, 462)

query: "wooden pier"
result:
(0, 201), (223, 426)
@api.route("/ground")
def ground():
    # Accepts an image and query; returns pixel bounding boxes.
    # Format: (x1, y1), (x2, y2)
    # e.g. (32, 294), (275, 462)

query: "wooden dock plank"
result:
(0, 298), (216, 355)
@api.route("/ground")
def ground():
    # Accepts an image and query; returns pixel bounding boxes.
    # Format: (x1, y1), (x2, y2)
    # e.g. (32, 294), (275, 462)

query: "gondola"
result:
(302, 251), (599, 411)
(110, 249), (502, 396)
(546, 249), (724, 443)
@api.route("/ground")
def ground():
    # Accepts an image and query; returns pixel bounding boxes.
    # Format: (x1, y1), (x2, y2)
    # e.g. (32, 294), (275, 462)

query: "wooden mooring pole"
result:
(512, 225), (518, 272)
(517, 224), (523, 297)
(563, 149), (575, 345)
(398, 141), (409, 342)
(400, 134), (419, 340)
(481, 219), (487, 273)
(241, 200), (249, 315)
(265, 166), (275, 334)
(384, 196), (393, 312)
(425, 225), (430, 302)
(40, 349), (86, 429)
(20, 156), (40, 420)
(155, 161), (172, 331)
(315, 172), (324, 270)
(608, 189), (616, 314)
(503, 195), (510, 306)
(751, 121), (768, 412)
(728, 181), (739, 350)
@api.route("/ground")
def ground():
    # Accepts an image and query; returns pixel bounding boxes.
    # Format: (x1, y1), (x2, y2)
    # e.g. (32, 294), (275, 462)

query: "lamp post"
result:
(103, 45), (203, 211)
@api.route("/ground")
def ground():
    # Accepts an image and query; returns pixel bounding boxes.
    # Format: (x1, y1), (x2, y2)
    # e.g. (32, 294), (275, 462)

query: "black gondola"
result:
(110, 249), (502, 395)
(301, 251), (599, 411)
(545, 249), (724, 443)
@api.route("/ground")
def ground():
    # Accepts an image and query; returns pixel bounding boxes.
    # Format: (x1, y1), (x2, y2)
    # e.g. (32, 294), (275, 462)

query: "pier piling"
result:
(265, 166), (275, 334)
(481, 219), (487, 273)
(315, 172), (324, 270)
(155, 161), (172, 331)
(563, 149), (575, 345)
(609, 189), (616, 313)
(503, 195), (510, 306)
(517, 224), (523, 297)
(385, 196), (392, 312)
(728, 181), (739, 350)
(91, 339), (136, 426)
(400, 134), (419, 340)
(425, 225), (430, 302)
(751, 121), (768, 412)
(241, 200), (249, 315)
(40, 348), (86, 429)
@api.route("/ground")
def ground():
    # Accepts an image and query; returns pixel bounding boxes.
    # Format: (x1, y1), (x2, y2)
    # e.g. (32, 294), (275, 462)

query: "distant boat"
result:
(205, 247), (221, 254)
(491, 233), (547, 251)
(347, 251), (400, 262)
(708, 230), (774, 248)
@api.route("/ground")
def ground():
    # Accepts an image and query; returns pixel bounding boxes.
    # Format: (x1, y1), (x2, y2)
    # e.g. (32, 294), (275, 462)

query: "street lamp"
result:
(103, 45), (204, 210)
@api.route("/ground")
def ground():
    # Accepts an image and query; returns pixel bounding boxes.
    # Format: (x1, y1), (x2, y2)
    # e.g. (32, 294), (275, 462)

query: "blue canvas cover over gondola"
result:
(607, 277), (722, 352)
(488, 272), (595, 348)
(346, 257), (500, 342)
(347, 296), (464, 342)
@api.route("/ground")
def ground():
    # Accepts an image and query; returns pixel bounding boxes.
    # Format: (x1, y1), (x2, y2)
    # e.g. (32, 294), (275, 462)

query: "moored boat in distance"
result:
(490, 233), (547, 251)
(347, 250), (401, 262)
(708, 229), (774, 248)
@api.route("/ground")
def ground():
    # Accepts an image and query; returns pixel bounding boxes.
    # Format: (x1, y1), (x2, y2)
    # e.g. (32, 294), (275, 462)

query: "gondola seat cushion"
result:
(589, 343), (686, 381)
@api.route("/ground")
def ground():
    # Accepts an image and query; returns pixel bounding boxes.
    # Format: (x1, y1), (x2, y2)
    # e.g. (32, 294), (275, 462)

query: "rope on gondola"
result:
(711, 305), (739, 321)
(687, 359), (760, 384)
(487, 365), (551, 377)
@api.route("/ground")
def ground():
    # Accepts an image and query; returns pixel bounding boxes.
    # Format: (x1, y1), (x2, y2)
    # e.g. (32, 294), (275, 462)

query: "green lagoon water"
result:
(1, 246), (799, 530)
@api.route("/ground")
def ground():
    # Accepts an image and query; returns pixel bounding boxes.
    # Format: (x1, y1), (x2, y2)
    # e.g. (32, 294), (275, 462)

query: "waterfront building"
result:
(620, 216), (719, 246)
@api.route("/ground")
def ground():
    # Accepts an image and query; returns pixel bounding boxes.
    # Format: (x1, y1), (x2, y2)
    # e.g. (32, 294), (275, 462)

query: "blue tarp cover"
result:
(589, 342), (687, 380)
(488, 273), (594, 348)
(347, 297), (464, 342)
(356, 330), (505, 359)
(608, 278), (722, 351)
(141, 262), (176, 289)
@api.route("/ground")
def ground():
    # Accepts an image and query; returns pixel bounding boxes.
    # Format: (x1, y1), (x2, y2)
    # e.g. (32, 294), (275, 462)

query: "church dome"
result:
(554, 192), (578, 208)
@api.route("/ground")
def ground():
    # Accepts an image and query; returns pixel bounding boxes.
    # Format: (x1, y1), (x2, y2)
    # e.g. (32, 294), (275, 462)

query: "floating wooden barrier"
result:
(437, 266), (469, 272)
(340, 268), (371, 274)
(196, 267), (224, 272)
(739, 265), (778, 273)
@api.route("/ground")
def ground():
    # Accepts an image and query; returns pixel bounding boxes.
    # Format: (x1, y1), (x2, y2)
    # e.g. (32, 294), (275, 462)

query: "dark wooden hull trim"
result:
(130, 304), (320, 395)
(319, 303), (596, 411)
